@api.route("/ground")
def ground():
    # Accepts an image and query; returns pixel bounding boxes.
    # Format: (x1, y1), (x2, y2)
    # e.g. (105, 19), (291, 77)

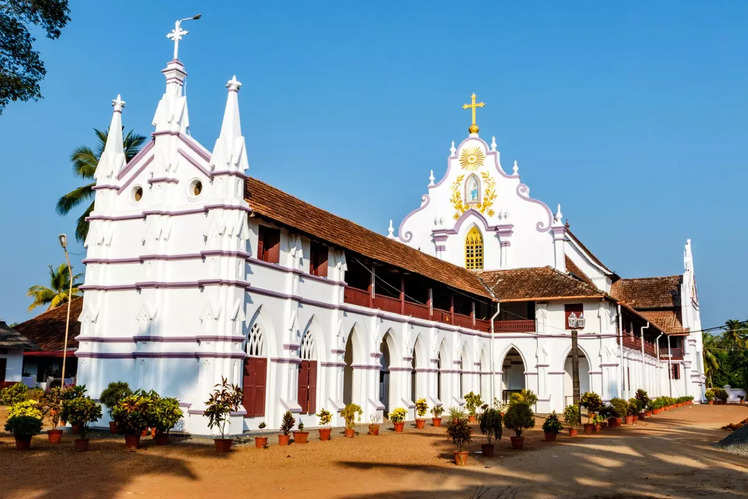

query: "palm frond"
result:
(75, 202), (94, 242)
(56, 183), (95, 215)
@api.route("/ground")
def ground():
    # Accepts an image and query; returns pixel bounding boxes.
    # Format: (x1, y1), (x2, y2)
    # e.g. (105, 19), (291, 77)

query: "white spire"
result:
(512, 160), (519, 175)
(210, 75), (248, 173)
(94, 95), (126, 182)
(387, 219), (395, 238)
(428, 169), (435, 186)
(450, 141), (456, 156)
(491, 136), (497, 151)
(553, 203), (563, 224)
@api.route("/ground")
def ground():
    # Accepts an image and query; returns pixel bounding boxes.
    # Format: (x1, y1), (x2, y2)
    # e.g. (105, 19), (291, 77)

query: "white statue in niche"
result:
(465, 174), (480, 205)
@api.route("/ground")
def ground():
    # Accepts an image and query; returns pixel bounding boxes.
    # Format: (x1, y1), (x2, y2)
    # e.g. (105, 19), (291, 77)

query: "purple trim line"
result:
(330, 349), (345, 354)
(351, 364), (381, 370)
(321, 362), (346, 367)
(87, 203), (250, 222)
(270, 357), (301, 364)
(389, 367), (412, 372)
(588, 371), (602, 375)
(547, 371), (565, 375)
(516, 183), (553, 232)
(432, 210), (513, 237)
(92, 185), (118, 191)
(149, 177), (179, 184)
(371, 352), (383, 358)
(76, 351), (246, 359)
(118, 141), (154, 179)
(76, 335), (244, 344)
(80, 279), (251, 292)
(118, 155), (154, 194)
(283, 344), (300, 351)
(178, 148), (213, 177)
(397, 195), (430, 242)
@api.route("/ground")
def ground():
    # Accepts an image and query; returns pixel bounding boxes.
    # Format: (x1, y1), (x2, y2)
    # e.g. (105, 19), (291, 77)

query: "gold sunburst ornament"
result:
(459, 147), (485, 170)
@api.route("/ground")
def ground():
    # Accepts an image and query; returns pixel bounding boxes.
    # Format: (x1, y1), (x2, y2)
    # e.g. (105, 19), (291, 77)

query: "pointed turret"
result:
(387, 219), (395, 239)
(210, 75), (248, 173)
(94, 95), (127, 183)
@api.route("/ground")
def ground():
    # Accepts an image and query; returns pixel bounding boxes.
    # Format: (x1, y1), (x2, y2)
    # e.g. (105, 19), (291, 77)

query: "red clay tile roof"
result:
(564, 256), (595, 287)
(245, 177), (492, 298)
(14, 298), (82, 351)
(610, 276), (682, 309)
(566, 230), (613, 274)
(637, 309), (688, 334)
(478, 266), (605, 302)
(0, 322), (36, 350)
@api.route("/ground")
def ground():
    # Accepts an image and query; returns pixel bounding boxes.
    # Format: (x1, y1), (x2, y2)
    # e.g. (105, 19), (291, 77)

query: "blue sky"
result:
(0, 1), (745, 329)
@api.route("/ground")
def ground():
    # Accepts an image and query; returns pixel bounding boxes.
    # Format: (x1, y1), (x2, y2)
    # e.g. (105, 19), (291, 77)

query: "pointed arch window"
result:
(298, 331), (317, 414)
(243, 322), (267, 417)
(465, 174), (481, 205)
(465, 226), (484, 270)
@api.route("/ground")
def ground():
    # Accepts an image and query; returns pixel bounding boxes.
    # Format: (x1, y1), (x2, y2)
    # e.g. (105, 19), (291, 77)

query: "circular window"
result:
(191, 180), (203, 197)
(133, 186), (143, 202)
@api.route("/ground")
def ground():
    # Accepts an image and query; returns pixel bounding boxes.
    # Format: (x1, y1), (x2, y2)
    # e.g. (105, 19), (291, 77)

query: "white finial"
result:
(428, 169), (435, 186)
(512, 160), (519, 175)
(112, 94), (126, 113)
(167, 14), (201, 60)
(387, 219), (394, 238)
(554, 203), (563, 223)
(226, 75), (242, 92)
(491, 136), (497, 151)
(450, 140), (456, 156)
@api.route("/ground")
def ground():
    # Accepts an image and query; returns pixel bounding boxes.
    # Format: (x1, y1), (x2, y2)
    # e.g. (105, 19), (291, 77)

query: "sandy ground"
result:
(1, 405), (746, 498)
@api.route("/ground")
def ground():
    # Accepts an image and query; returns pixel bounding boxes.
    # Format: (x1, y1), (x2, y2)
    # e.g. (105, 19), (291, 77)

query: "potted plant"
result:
(340, 403), (362, 437)
(112, 392), (153, 450)
(542, 412), (562, 441)
(414, 398), (428, 429)
(61, 385), (88, 433)
(61, 395), (102, 451)
(609, 398), (627, 426)
(151, 396), (182, 445)
(317, 409), (332, 441)
(278, 410), (295, 445)
(4, 400), (43, 450)
(479, 407), (502, 456)
(447, 417), (472, 465)
(715, 388), (728, 405)
(431, 405), (444, 427)
(580, 392), (602, 433)
(41, 387), (64, 443)
(203, 377), (242, 453)
(635, 389), (650, 417)
(504, 402), (534, 449)
(464, 392), (483, 423)
(294, 421), (309, 444)
(0, 382), (28, 406)
(563, 404), (580, 436)
(449, 407), (466, 424)
(255, 422), (268, 448)
(99, 382), (132, 433)
(627, 398), (641, 423)
(368, 414), (381, 435)
(389, 407), (407, 432)
(509, 389), (538, 407)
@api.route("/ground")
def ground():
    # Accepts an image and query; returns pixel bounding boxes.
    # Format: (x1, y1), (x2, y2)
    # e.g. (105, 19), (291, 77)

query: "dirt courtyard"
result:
(1, 405), (746, 498)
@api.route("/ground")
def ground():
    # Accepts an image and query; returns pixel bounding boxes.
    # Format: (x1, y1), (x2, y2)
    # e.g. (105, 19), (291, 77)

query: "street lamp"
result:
(58, 234), (73, 389)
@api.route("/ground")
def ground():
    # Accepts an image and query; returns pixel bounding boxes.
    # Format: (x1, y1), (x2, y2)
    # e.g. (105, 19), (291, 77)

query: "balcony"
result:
(660, 346), (684, 361)
(343, 286), (535, 333)
(621, 335), (657, 357)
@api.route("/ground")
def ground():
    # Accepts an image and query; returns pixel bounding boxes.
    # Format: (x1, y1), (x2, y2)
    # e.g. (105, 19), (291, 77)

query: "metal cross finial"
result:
(462, 92), (486, 134)
(166, 14), (202, 60)
(112, 94), (126, 112)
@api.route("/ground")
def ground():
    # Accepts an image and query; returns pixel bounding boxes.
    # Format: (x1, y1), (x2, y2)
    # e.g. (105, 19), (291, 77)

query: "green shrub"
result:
(580, 392), (602, 422)
(609, 398), (628, 418)
(464, 392), (483, 415)
(479, 408), (503, 444)
(26, 388), (44, 401)
(4, 415), (42, 437)
(8, 399), (42, 419)
(510, 389), (538, 407)
(62, 385), (87, 400)
(204, 377), (243, 439)
(563, 404), (580, 427)
(61, 396), (102, 438)
(504, 402), (535, 437)
(388, 407), (408, 423)
(714, 388), (728, 402)
(627, 398), (641, 415)
(447, 417), (471, 451)
(280, 410), (295, 435)
(317, 408), (332, 426)
(415, 398), (428, 417)
(100, 382), (132, 416)
(41, 387), (64, 427)
(635, 389), (650, 410)
(0, 383), (28, 405)
(542, 412), (563, 434)
(705, 388), (715, 401)
(113, 393), (154, 436)
(151, 397), (182, 435)
(431, 405), (444, 417)
(449, 407), (466, 421)
(339, 403), (363, 429)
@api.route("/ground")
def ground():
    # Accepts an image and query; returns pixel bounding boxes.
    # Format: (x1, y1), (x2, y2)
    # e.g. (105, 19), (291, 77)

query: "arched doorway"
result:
(379, 332), (393, 413)
(298, 330), (317, 414)
(501, 347), (525, 403)
(243, 322), (267, 417)
(343, 328), (360, 406)
(563, 349), (590, 408)
(480, 346), (490, 401)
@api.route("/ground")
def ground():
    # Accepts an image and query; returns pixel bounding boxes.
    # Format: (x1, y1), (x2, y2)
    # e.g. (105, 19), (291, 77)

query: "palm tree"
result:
(702, 333), (722, 388)
(723, 320), (748, 350)
(56, 127), (146, 241)
(27, 264), (82, 311)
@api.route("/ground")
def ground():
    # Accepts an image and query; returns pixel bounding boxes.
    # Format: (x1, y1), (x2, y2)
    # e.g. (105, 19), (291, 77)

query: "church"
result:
(75, 26), (706, 434)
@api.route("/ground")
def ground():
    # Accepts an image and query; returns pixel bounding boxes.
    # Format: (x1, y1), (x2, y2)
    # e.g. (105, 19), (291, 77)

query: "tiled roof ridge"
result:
(566, 229), (613, 274)
(616, 274), (683, 282)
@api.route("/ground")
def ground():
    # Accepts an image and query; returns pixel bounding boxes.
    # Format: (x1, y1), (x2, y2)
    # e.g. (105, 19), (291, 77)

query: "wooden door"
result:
(298, 360), (317, 414)
(242, 357), (267, 417)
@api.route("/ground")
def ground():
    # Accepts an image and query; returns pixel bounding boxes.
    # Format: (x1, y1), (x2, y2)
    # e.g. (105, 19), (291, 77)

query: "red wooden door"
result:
(243, 357), (267, 417)
(297, 360), (317, 414)
(0, 358), (6, 385)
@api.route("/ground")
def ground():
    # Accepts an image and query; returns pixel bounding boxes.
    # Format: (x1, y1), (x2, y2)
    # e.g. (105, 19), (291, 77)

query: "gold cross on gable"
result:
(462, 92), (485, 134)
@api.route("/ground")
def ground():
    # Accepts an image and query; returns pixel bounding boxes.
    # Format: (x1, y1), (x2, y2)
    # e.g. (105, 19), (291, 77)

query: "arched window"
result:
(243, 322), (267, 417)
(465, 174), (481, 205)
(465, 226), (484, 270)
(298, 331), (317, 414)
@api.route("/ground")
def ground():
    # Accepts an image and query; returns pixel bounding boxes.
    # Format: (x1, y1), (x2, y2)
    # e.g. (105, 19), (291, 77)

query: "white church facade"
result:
(75, 30), (706, 434)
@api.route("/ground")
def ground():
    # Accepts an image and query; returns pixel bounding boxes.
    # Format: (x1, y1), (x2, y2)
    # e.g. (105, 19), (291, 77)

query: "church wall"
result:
(563, 239), (613, 292)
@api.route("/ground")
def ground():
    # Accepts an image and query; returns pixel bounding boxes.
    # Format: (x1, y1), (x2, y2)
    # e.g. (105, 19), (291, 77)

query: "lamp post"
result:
(58, 234), (73, 389)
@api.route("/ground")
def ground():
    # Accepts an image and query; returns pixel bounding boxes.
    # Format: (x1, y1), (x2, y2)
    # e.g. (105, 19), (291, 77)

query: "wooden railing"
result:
(342, 286), (536, 333)
(621, 335), (657, 357)
(660, 346), (684, 360)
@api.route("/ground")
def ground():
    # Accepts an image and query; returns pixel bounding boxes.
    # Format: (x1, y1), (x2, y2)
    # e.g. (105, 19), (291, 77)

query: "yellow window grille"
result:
(465, 226), (484, 270)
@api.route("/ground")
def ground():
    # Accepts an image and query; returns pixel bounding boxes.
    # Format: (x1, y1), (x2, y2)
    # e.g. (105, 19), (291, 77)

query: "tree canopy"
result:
(703, 320), (748, 391)
(0, 0), (70, 114)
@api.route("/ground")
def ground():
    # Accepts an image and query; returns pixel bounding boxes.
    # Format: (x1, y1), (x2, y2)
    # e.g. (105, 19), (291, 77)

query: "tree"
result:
(0, 0), (70, 114)
(26, 263), (80, 311)
(56, 127), (146, 241)
(702, 332), (721, 388)
(723, 320), (748, 350)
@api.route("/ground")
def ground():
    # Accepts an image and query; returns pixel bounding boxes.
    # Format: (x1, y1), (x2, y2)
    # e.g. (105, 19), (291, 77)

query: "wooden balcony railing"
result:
(343, 286), (370, 307)
(453, 312), (474, 329)
(621, 335), (657, 357)
(494, 319), (536, 333)
(660, 346), (683, 360)
(372, 294), (401, 315)
(403, 300), (431, 321)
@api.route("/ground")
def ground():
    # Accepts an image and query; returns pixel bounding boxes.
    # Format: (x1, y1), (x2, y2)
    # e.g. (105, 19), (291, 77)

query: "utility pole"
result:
(58, 234), (73, 389)
(571, 329), (581, 405)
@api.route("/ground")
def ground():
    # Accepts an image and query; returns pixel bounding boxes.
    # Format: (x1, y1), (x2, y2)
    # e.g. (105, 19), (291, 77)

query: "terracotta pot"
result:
(294, 431), (309, 444)
(151, 428), (157, 438)
(393, 422), (405, 433)
(468, 415), (477, 424)
(638, 413), (646, 421)
(141, 428), (149, 437)
(109, 421), (119, 434)
(653, 408), (662, 415)
(432, 417), (442, 427)
(625, 415), (634, 425)
(48, 429), (63, 444)
(214, 438), (233, 453)
(318, 428), (331, 441)
(155, 433), (169, 445)
(415, 418), (425, 429)
(278, 434), (291, 446)
(645, 411), (652, 417)
(632, 414), (638, 422)
(568, 428), (578, 437)
(454, 450), (469, 465)
(74, 438), (89, 452)
(481, 443), (495, 456)
(344, 427), (355, 438)
(544, 432), (557, 441)
(255, 436), (268, 448)
(510, 436), (524, 450)
(368, 424), (380, 435)
(583, 423), (594, 434)
(616, 417), (623, 426)
(71, 423), (81, 434)
(14, 435), (31, 450)
(124, 433), (140, 450)
(594, 423), (601, 432)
